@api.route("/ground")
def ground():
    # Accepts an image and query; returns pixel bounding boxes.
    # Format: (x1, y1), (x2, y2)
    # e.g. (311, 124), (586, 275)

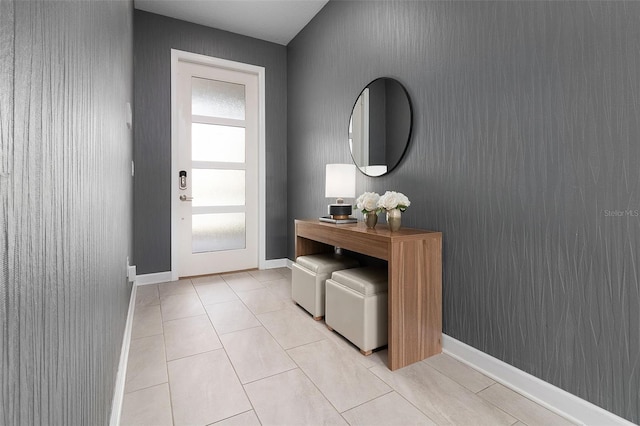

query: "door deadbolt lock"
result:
(179, 170), (187, 190)
(179, 195), (193, 202)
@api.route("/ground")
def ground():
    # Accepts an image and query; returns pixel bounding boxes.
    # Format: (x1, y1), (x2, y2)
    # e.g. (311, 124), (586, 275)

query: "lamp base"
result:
(328, 203), (352, 219)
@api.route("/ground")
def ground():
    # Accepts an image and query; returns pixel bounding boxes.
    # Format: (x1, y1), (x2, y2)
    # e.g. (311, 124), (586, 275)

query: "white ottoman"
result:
(291, 253), (359, 320)
(325, 267), (388, 355)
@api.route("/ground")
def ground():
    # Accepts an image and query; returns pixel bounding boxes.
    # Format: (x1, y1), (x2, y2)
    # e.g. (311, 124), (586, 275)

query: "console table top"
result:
(295, 219), (440, 236)
(295, 219), (441, 261)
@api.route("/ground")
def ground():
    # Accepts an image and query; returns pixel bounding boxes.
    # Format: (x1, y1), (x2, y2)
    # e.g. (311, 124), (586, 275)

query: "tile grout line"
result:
(422, 361), (521, 425)
(210, 273), (266, 424)
(184, 274), (267, 424)
(475, 382), (497, 394)
(337, 389), (395, 414)
(227, 271), (348, 423)
(163, 279), (185, 426)
(425, 356), (566, 425)
(366, 364), (441, 425)
(282, 331), (397, 420)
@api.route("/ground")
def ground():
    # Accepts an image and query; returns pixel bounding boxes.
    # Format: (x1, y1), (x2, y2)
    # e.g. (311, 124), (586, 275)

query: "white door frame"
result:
(170, 49), (266, 280)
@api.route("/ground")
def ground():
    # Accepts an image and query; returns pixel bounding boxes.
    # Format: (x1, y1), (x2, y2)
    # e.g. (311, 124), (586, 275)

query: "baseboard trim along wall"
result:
(109, 282), (137, 426)
(442, 335), (635, 426)
(136, 259), (290, 286)
(262, 258), (288, 269)
(136, 271), (173, 286)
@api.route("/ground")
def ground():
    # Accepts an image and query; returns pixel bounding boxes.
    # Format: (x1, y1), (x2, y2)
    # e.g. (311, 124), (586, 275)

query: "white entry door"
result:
(175, 59), (259, 277)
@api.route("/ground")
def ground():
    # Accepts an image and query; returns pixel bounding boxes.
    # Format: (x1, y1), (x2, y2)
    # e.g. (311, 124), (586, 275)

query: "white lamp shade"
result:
(325, 164), (356, 199)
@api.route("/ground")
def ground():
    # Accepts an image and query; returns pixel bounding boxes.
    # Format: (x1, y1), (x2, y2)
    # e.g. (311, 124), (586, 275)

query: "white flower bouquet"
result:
(355, 192), (381, 214)
(377, 191), (411, 212)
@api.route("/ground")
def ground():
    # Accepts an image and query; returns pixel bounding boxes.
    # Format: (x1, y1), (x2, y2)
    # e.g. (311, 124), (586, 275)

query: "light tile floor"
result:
(121, 267), (575, 426)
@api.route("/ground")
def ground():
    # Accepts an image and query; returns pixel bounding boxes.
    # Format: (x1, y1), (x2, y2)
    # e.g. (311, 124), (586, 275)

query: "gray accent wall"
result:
(287, 1), (640, 422)
(134, 10), (288, 274)
(1, 0), (133, 424)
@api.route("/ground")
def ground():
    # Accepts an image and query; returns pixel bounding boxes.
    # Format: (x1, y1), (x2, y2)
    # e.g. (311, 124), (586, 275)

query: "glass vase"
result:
(386, 208), (402, 232)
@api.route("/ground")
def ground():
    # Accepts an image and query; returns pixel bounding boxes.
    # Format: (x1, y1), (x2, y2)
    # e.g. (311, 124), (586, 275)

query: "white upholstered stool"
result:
(291, 253), (359, 320)
(325, 267), (388, 355)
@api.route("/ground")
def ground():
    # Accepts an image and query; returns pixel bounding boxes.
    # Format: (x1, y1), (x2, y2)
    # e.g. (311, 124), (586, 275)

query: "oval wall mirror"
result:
(348, 78), (413, 177)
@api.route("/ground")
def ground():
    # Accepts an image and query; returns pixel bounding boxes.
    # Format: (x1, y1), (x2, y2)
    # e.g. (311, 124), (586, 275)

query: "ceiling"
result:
(134, 0), (329, 45)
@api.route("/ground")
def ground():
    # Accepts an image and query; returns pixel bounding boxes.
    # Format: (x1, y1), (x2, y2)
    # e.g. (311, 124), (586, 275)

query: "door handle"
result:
(179, 195), (194, 201)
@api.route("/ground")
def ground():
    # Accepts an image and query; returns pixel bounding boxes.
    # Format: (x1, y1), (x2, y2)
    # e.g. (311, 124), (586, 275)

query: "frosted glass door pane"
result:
(192, 169), (245, 207)
(192, 213), (245, 253)
(192, 77), (245, 119)
(192, 123), (245, 163)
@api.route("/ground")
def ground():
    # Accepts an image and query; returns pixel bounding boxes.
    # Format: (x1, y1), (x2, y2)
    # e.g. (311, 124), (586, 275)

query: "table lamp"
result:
(325, 163), (356, 220)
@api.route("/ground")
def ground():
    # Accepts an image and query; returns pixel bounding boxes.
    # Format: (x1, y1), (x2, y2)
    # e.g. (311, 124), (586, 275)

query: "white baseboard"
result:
(261, 258), (289, 269)
(442, 334), (635, 426)
(109, 282), (137, 426)
(286, 258), (294, 269)
(136, 271), (173, 286)
(140, 261), (290, 285)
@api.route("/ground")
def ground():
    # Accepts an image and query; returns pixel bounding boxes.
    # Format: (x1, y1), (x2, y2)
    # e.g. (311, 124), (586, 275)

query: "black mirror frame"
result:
(348, 77), (413, 177)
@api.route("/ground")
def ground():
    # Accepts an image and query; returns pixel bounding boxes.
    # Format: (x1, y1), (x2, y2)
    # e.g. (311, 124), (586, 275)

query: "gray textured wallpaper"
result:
(0, 0), (14, 420)
(288, 1), (640, 422)
(134, 10), (288, 274)
(1, 1), (133, 424)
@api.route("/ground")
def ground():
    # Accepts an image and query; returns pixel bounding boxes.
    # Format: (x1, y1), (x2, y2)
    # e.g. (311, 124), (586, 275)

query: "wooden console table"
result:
(295, 219), (442, 370)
